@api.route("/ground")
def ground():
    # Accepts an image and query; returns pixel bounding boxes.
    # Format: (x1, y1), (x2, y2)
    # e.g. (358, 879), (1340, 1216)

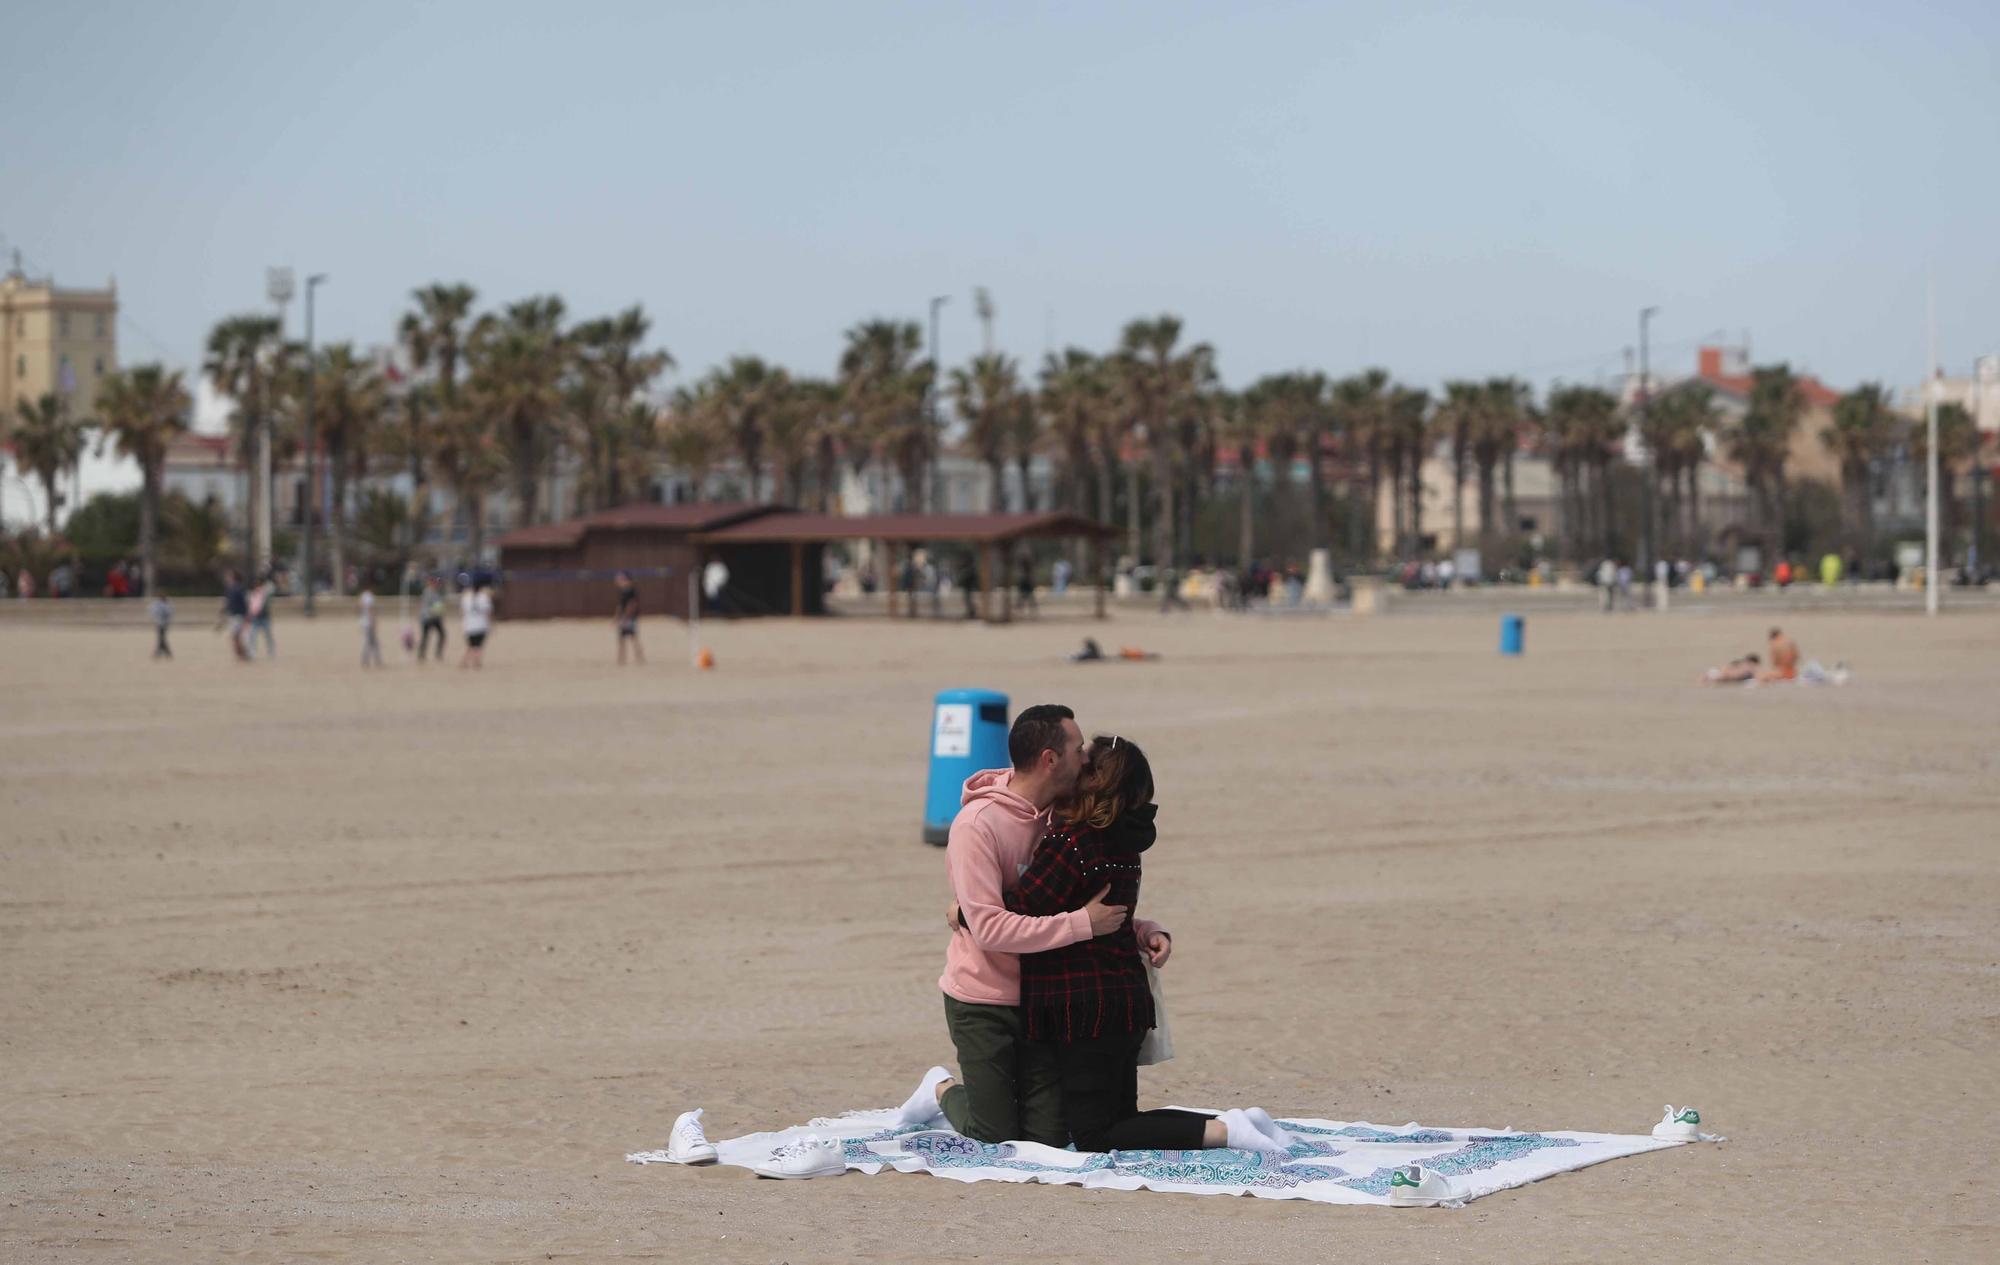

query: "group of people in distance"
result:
(1700, 626), (1802, 685)
(665, 704), (1302, 1179)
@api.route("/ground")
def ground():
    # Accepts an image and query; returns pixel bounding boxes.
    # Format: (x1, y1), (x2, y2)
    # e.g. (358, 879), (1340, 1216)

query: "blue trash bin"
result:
(924, 688), (1010, 845)
(1500, 613), (1525, 656)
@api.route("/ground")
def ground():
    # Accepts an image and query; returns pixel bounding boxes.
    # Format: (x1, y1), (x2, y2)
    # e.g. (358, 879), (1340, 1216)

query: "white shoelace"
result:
(770, 1136), (832, 1162)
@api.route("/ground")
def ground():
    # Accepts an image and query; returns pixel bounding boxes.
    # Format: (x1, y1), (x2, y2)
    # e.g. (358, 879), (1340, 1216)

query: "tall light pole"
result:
(1973, 354), (1996, 584)
(1926, 279), (1940, 617)
(301, 273), (327, 614)
(928, 294), (949, 513)
(262, 267), (294, 578)
(1638, 306), (1660, 593)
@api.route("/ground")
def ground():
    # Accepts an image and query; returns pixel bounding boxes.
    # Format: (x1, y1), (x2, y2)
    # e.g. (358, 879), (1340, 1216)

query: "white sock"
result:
(1219, 1109), (1288, 1154)
(895, 1066), (953, 1124)
(1244, 1107), (1297, 1149)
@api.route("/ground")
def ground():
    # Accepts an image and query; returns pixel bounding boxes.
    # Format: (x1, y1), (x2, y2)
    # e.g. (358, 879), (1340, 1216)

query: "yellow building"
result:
(1, 259), (119, 420)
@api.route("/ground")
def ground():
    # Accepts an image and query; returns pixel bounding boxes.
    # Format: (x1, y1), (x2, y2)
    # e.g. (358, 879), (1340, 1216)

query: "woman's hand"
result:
(945, 901), (961, 932)
(1145, 930), (1172, 967)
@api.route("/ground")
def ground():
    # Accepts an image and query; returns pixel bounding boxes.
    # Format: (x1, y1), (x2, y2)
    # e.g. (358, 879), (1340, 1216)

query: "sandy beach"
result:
(3, 605), (1995, 1263)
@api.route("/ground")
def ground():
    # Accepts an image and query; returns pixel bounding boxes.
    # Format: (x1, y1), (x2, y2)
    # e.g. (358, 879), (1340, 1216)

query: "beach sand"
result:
(3, 607), (1995, 1262)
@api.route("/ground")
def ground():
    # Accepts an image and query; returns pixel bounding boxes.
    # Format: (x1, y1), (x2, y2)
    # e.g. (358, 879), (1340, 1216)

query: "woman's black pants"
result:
(1041, 1029), (1209, 1152)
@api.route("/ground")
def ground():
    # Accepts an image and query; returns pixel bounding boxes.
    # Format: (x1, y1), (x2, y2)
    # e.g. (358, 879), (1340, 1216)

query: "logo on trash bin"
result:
(933, 703), (974, 757)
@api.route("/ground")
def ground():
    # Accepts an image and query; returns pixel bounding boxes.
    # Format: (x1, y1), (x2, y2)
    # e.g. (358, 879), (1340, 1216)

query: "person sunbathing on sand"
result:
(1700, 653), (1760, 685)
(1759, 627), (1800, 682)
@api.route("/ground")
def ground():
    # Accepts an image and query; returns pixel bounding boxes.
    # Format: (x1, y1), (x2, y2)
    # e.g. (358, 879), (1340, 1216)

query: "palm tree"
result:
(428, 396), (505, 561)
(1544, 386), (1623, 558)
(838, 319), (929, 511)
(397, 282), (478, 547)
(1436, 382), (1482, 550)
(1039, 349), (1107, 524)
(569, 305), (673, 511)
(1390, 386), (1432, 554)
(1009, 386), (1044, 513)
(1910, 401), (1979, 544)
(1822, 384), (1894, 557)
(662, 383), (730, 501)
(763, 374), (832, 507)
(466, 296), (566, 528)
(1116, 316), (1213, 568)
(709, 356), (785, 502)
(203, 313), (283, 565)
(1222, 387), (1274, 568)
(1647, 383), (1719, 558)
(1722, 365), (1805, 564)
(1332, 369), (1391, 561)
(305, 344), (385, 593)
(949, 352), (1022, 511)
(1470, 377), (1530, 552)
(9, 394), (84, 537)
(94, 366), (192, 595)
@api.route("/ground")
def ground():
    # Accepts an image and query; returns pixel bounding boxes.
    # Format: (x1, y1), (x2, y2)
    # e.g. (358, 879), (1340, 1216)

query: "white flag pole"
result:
(688, 568), (700, 666)
(1926, 277), (1940, 618)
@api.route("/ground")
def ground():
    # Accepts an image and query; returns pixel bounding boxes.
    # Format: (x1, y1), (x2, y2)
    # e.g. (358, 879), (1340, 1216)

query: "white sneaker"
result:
(667, 1109), (718, 1164)
(1387, 1163), (1462, 1207)
(751, 1134), (846, 1180)
(1652, 1105), (1703, 1141)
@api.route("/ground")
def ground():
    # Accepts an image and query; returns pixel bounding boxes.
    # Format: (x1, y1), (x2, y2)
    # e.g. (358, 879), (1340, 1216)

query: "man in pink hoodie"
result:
(895, 704), (1172, 1146)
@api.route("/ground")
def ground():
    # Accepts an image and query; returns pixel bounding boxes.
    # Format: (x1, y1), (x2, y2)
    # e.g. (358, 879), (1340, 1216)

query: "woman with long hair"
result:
(1005, 735), (1292, 1154)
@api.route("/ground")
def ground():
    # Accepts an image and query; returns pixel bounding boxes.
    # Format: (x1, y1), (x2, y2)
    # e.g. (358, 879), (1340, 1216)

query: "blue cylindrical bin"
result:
(1500, 613), (1525, 656)
(924, 689), (1011, 845)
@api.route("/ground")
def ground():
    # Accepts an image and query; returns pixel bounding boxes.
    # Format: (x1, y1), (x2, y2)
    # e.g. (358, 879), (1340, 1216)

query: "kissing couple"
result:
(891, 703), (1297, 1159)
(662, 703), (1296, 1177)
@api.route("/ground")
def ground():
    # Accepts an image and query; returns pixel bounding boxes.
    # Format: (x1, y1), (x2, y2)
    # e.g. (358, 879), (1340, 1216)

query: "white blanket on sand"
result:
(628, 1107), (1696, 1206)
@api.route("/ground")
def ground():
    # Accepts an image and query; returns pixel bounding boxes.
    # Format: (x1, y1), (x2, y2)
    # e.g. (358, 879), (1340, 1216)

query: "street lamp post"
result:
(927, 294), (949, 513)
(1638, 306), (1660, 599)
(301, 274), (327, 614)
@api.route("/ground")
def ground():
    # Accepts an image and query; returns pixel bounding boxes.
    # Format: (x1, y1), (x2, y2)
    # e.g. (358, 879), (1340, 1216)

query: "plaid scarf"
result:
(1004, 814), (1156, 1043)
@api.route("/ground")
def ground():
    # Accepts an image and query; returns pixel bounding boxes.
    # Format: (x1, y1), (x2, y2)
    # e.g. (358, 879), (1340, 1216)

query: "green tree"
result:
(1822, 384), (1894, 556)
(1039, 348), (1109, 525)
(203, 314), (284, 567)
(1116, 315), (1214, 568)
(1909, 401), (1980, 544)
(10, 393), (86, 537)
(397, 283), (478, 548)
(949, 352), (1023, 511)
(1435, 381), (1483, 550)
(1722, 365), (1805, 565)
(466, 296), (567, 528)
(568, 305), (673, 512)
(94, 364), (193, 594)
(662, 383), (730, 501)
(302, 344), (386, 592)
(838, 319), (930, 511)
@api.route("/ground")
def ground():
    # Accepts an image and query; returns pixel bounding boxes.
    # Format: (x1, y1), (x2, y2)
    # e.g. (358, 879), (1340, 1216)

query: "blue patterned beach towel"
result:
(628, 1107), (1697, 1205)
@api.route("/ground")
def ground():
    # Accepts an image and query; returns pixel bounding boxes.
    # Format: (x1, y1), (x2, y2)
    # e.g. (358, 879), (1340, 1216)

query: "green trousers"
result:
(938, 993), (1066, 1147)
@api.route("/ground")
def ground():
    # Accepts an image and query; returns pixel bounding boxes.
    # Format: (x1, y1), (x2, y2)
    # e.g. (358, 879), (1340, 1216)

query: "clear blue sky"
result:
(7, 0), (1998, 405)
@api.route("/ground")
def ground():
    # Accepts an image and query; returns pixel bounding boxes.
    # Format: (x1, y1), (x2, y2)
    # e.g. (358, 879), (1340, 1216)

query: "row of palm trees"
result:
(9, 286), (1986, 595)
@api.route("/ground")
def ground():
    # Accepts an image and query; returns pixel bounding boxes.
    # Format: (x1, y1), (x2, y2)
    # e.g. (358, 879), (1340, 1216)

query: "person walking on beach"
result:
(150, 591), (174, 659)
(417, 577), (449, 662)
(459, 579), (492, 669)
(889, 705), (1170, 1146)
(216, 570), (250, 661)
(247, 577), (277, 659)
(359, 587), (383, 668)
(613, 572), (643, 665)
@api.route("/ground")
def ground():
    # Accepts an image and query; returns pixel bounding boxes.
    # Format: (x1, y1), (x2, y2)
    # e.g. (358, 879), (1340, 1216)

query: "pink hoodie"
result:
(939, 768), (1165, 1006)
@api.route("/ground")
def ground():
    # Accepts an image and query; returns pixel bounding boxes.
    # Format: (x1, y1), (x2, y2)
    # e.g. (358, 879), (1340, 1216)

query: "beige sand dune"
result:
(3, 607), (1996, 1262)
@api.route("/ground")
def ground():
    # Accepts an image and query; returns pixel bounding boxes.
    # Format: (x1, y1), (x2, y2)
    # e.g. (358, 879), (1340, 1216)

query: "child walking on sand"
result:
(150, 592), (173, 659)
(359, 587), (383, 667)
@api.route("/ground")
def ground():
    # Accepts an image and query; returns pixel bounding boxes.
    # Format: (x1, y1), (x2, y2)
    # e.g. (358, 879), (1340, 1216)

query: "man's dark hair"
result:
(1009, 704), (1075, 771)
